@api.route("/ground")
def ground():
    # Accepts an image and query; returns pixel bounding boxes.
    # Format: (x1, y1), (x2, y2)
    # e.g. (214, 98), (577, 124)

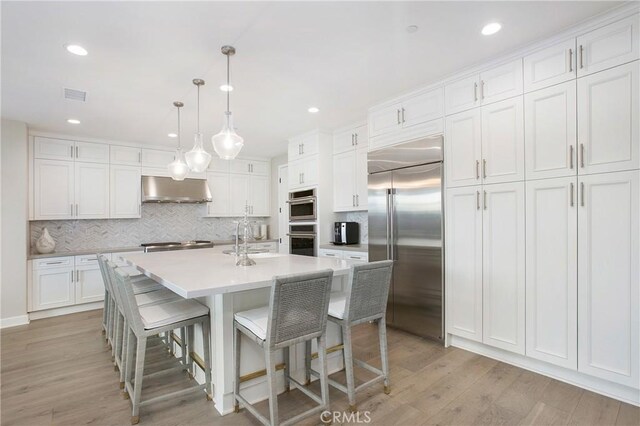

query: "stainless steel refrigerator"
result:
(368, 136), (444, 341)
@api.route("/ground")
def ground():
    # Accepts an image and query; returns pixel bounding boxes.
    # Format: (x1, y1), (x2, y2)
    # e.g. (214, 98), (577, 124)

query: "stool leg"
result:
(343, 324), (357, 412)
(304, 340), (312, 385)
(283, 346), (290, 392)
(180, 327), (187, 365)
(102, 290), (109, 334)
(123, 328), (134, 399)
(317, 334), (330, 412)
(131, 336), (147, 425)
(187, 325), (195, 379)
(265, 348), (279, 426)
(119, 319), (128, 389)
(233, 325), (241, 413)
(378, 317), (390, 394)
(113, 312), (121, 361)
(202, 319), (212, 401)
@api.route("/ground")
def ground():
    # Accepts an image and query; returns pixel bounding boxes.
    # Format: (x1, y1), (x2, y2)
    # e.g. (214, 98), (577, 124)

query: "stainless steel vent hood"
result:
(141, 176), (212, 203)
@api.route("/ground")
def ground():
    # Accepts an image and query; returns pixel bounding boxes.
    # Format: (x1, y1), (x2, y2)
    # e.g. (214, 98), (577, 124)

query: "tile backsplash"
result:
(335, 211), (368, 244)
(29, 203), (268, 252)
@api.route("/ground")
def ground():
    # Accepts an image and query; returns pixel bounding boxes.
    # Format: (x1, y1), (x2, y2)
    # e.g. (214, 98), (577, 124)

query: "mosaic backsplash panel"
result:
(335, 211), (368, 244)
(30, 203), (268, 252)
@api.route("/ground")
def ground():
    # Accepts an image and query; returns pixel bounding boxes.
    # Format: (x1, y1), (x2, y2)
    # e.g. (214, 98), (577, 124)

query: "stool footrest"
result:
(138, 383), (206, 407)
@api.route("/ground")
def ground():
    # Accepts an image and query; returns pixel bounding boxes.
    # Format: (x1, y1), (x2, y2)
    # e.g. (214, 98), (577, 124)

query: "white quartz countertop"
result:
(123, 247), (350, 298)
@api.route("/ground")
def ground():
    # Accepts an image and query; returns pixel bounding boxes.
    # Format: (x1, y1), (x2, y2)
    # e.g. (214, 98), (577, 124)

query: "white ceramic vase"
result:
(35, 228), (56, 254)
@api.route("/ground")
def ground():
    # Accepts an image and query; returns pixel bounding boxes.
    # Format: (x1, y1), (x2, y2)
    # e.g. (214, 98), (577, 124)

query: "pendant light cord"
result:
(196, 84), (200, 133)
(226, 53), (230, 113)
(177, 105), (181, 149)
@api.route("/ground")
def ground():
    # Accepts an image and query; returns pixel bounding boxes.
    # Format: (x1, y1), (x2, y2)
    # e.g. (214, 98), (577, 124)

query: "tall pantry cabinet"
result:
(446, 12), (639, 393)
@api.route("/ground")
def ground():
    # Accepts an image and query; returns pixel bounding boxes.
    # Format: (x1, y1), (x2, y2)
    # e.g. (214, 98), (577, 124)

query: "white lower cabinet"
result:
(577, 170), (639, 388)
(75, 263), (105, 304)
(481, 182), (526, 355)
(318, 249), (368, 265)
(525, 177), (578, 369)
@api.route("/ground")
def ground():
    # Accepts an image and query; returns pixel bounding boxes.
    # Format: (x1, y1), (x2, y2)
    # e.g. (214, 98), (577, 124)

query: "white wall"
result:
(268, 153), (287, 241)
(1, 119), (29, 328)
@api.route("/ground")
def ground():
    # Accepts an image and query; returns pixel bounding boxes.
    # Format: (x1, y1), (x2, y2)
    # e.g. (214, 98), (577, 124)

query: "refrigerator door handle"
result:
(388, 188), (395, 261)
(386, 188), (392, 260)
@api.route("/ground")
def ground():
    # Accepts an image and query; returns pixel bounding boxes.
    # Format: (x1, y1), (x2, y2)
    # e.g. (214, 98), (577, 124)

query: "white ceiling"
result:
(1, 1), (622, 158)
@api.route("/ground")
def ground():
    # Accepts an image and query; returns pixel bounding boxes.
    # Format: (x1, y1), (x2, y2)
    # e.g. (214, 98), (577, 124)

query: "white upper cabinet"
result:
(110, 145), (142, 166)
(445, 185), (483, 342)
(482, 182), (526, 355)
(229, 174), (249, 216)
(333, 125), (368, 154)
(577, 14), (639, 77)
(34, 137), (75, 161)
(355, 148), (368, 210)
(206, 172), (230, 217)
(74, 162), (109, 219)
(445, 108), (482, 188)
(577, 61), (639, 174)
(525, 81), (577, 180)
(578, 170), (639, 388)
(481, 96), (525, 184)
(75, 141), (109, 164)
(479, 59), (524, 106)
(368, 103), (403, 138)
(445, 60), (523, 115)
(141, 149), (175, 167)
(208, 156), (230, 173)
(526, 177), (578, 370)
(288, 156), (318, 190)
(288, 134), (319, 161)
(110, 165), (141, 218)
(34, 159), (74, 219)
(333, 151), (357, 211)
(229, 159), (269, 176)
(247, 175), (270, 216)
(524, 38), (577, 92)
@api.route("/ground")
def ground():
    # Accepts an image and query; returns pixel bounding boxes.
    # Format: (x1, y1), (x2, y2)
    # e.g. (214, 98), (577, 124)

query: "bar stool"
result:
(106, 261), (212, 425)
(308, 260), (393, 412)
(233, 270), (334, 426)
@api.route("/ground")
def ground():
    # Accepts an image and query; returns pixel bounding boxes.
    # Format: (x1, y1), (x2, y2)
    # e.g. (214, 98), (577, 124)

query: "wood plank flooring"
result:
(1, 310), (637, 425)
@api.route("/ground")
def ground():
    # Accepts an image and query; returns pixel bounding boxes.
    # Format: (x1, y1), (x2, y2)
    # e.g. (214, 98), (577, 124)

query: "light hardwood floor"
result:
(1, 310), (638, 425)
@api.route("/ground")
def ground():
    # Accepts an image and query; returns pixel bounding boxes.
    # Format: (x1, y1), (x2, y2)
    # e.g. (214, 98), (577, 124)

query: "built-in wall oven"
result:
(288, 224), (316, 257)
(288, 189), (316, 222)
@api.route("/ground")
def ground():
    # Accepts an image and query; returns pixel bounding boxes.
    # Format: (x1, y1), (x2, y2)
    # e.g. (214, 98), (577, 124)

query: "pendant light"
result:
(211, 45), (244, 160)
(167, 101), (190, 181)
(185, 79), (212, 172)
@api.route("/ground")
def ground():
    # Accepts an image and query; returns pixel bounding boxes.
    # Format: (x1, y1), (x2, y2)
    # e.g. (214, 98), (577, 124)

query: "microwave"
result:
(334, 222), (359, 245)
(288, 189), (316, 222)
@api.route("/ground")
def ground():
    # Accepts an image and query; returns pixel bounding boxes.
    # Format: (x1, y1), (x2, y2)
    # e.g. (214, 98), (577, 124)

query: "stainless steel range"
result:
(141, 240), (214, 253)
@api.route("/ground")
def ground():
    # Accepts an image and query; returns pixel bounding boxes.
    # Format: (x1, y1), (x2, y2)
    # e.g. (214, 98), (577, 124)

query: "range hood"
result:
(141, 176), (212, 203)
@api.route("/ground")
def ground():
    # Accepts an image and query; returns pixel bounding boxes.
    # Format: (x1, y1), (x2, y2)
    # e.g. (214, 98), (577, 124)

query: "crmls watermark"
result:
(321, 410), (372, 424)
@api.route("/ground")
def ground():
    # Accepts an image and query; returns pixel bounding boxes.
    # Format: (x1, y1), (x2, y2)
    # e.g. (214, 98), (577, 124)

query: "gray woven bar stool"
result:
(106, 261), (212, 425)
(308, 260), (393, 412)
(233, 270), (334, 426)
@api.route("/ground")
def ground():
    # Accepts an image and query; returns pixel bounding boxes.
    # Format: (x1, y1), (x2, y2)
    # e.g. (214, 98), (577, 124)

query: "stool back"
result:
(106, 260), (145, 335)
(97, 254), (112, 295)
(344, 260), (393, 325)
(266, 269), (334, 349)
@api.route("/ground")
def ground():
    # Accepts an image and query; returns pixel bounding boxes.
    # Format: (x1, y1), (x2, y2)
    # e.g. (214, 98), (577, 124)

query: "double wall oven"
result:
(287, 189), (317, 256)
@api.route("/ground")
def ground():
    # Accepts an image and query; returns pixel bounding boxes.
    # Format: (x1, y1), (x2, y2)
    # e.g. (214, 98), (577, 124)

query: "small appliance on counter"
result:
(333, 222), (359, 245)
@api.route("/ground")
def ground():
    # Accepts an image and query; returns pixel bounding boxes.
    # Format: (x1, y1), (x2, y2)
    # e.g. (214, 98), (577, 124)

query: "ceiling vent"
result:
(63, 87), (87, 102)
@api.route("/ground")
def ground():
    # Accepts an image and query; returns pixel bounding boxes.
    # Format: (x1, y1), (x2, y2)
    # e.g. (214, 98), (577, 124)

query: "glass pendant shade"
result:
(168, 148), (189, 181)
(211, 111), (244, 160)
(185, 132), (212, 172)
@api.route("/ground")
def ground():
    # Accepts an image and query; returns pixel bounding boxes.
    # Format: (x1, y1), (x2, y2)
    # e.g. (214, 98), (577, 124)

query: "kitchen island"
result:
(123, 247), (351, 415)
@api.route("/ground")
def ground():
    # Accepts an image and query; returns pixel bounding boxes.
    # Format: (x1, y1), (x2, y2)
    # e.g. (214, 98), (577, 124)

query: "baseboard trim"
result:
(29, 302), (102, 320)
(449, 335), (640, 407)
(0, 315), (30, 329)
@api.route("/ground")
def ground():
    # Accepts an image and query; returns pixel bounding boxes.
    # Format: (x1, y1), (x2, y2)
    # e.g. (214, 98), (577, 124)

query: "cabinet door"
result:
(578, 171), (639, 387)
(75, 265), (105, 304)
(353, 125), (368, 150)
(229, 174), (249, 216)
(481, 96), (524, 184)
(343, 252), (368, 265)
(445, 74), (480, 115)
(480, 59), (524, 105)
(333, 129), (355, 155)
(288, 138), (302, 161)
(34, 159), (74, 219)
(287, 161), (302, 190)
(401, 87), (444, 128)
(333, 151), (356, 212)
(289, 157), (318, 189)
(355, 148), (368, 210)
(248, 175), (269, 216)
(445, 108), (482, 188)
(299, 134), (319, 158)
(526, 177), (577, 369)
(208, 156), (230, 173)
(229, 159), (252, 174)
(577, 14), (639, 77)
(577, 61), (638, 174)
(75, 162), (109, 219)
(368, 103), (402, 137)
(249, 160), (269, 176)
(482, 182), (525, 354)
(141, 149), (175, 167)
(75, 141), (109, 164)
(206, 172), (230, 216)
(110, 165), (141, 218)
(524, 38), (576, 92)
(445, 185), (483, 342)
(110, 145), (141, 166)
(34, 137), (75, 161)
(32, 267), (75, 311)
(525, 81), (577, 180)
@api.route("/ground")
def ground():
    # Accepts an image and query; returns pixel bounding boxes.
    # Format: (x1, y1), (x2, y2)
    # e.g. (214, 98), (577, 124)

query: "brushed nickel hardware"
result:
(401, 108), (405, 123)
(483, 159), (487, 179)
(70, 204), (73, 215)
(397, 109), (401, 125)
(476, 190), (480, 210)
(70, 146), (73, 158)
(580, 143), (585, 168)
(348, 256), (361, 260)
(570, 182), (574, 206)
(570, 145), (574, 169)
(355, 133), (358, 145)
(356, 194), (359, 206)
(75, 146), (79, 158)
(325, 253), (336, 257)
(76, 270), (80, 282)
(579, 45), (584, 68)
(76, 204), (78, 216)
(352, 195), (355, 207)
(301, 143), (304, 155)
(580, 182), (585, 206)
(474, 82), (478, 102)
(476, 160), (480, 179)
(45, 261), (63, 265)
(483, 190), (487, 210)
(569, 48), (573, 72)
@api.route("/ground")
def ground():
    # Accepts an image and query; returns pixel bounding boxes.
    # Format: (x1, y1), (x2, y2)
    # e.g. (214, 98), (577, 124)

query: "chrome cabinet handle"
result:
(355, 133), (358, 145)
(76, 270), (80, 282)
(483, 190), (487, 210)
(76, 204), (78, 216)
(396, 109), (401, 125)
(138, 152), (142, 163)
(570, 182), (574, 207)
(580, 144), (585, 168)
(352, 195), (355, 207)
(70, 146), (74, 158)
(476, 160), (480, 179)
(75, 146), (79, 158)
(70, 271), (74, 282)
(580, 182), (585, 206)
(579, 45), (584, 69)
(325, 253), (336, 257)
(476, 190), (480, 210)
(474, 82), (478, 102)
(248, 163), (250, 172)
(569, 145), (574, 169)
(401, 108), (405, 123)
(301, 143), (304, 155)
(568, 48), (573, 72)
(356, 194), (359, 206)
(483, 159), (487, 179)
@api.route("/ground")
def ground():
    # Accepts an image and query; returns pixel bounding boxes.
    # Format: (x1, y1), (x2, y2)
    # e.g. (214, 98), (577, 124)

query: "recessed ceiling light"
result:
(168, 133), (178, 138)
(219, 84), (234, 92)
(481, 22), (502, 36)
(406, 25), (419, 34)
(67, 119), (81, 124)
(65, 44), (88, 56)
(308, 107), (319, 113)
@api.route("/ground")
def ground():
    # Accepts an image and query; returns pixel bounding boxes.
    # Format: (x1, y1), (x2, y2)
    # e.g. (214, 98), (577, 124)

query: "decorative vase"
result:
(35, 228), (56, 254)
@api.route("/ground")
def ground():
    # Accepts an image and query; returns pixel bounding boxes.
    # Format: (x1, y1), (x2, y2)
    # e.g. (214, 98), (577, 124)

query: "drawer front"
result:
(33, 256), (74, 270)
(318, 249), (343, 259)
(343, 252), (368, 261)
